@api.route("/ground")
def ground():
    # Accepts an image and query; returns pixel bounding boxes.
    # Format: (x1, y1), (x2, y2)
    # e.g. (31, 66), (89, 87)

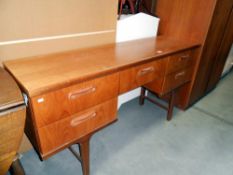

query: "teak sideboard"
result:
(4, 36), (200, 175)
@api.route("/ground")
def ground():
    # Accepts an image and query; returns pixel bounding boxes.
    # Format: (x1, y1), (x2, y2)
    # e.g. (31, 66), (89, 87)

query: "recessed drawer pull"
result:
(175, 71), (185, 79)
(70, 111), (97, 127)
(68, 86), (96, 100)
(138, 66), (155, 76)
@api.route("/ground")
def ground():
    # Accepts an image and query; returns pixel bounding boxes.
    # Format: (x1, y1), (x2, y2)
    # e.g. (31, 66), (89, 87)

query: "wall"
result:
(0, 0), (118, 64)
(223, 45), (233, 74)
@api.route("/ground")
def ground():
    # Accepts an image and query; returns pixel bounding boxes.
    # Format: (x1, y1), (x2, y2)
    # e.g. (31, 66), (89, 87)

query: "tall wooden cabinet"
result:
(155, 0), (233, 108)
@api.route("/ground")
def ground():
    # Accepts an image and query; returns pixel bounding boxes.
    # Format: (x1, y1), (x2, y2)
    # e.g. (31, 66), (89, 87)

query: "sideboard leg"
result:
(139, 87), (146, 105)
(79, 135), (91, 175)
(167, 90), (175, 121)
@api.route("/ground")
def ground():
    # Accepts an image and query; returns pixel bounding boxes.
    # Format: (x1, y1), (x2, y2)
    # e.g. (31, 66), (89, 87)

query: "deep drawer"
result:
(31, 73), (119, 128)
(38, 98), (117, 155)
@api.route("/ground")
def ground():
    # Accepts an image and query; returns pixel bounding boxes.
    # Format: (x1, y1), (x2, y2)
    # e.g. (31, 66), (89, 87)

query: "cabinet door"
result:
(190, 0), (233, 104)
(206, 6), (233, 92)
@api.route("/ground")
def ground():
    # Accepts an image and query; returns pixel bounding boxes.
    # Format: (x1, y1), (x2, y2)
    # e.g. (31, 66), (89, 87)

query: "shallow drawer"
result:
(119, 59), (167, 94)
(31, 73), (119, 128)
(166, 50), (193, 75)
(163, 67), (193, 94)
(38, 98), (117, 155)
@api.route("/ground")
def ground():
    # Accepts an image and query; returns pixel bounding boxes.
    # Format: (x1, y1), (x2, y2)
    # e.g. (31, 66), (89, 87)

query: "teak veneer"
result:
(4, 36), (200, 175)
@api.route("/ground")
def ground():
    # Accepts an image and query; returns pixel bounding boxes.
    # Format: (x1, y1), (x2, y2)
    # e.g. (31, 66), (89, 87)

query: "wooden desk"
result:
(3, 36), (199, 175)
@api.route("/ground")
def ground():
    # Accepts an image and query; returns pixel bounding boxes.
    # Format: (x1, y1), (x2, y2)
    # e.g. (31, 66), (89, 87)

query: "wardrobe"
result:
(154, 0), (233, 108)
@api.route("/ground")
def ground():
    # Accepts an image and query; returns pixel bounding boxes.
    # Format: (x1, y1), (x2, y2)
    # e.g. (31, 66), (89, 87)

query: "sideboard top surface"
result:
(3, 36), (199, 97)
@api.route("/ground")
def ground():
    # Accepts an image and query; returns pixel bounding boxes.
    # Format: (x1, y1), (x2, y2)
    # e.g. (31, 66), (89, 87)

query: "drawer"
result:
(166, 50), (193, 74)
(163, 67), (193, 94)
(38, 98), (117, 154)
(31, 73), (119, 128)
(119, 58), (167, 94)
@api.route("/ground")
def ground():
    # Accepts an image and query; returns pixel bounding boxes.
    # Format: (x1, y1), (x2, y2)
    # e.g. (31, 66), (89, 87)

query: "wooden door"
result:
(190, 0), (233, 104)
(206, 6), (233, 92)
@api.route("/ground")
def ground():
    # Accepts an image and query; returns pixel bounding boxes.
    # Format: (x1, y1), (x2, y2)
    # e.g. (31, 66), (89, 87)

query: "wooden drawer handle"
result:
(68, 86), (96, 100)
(175, 71), (185, 79)
(70, 111), (97, 127)
(138, 66), (155, 76)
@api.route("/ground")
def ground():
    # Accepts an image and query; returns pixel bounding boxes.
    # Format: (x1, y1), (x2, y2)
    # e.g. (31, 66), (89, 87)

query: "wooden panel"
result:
(166, 50), (193, 75)
(155, 0), (216, 43)
(0, 107), (26, 175)
(4, 36), (199, 97)
(163, 67), (193, 94)
(145, 66), (193, 95)
(38, 98), (117, 155)
(206, 6), (233, 91)
(190, 0), (233, 104)
(0, 152), (15, 175)
(31, 73), (119, 128)
(154, 0), (218, 108)
(119, 58), (167, 94)
(0, 107), (26, 133)
(0, 68), (23, 111)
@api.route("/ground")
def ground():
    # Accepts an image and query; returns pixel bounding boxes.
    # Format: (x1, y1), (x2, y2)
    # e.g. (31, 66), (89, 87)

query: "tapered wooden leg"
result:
(139, 87), (146, 105)
(167, 90), (175, 121)
(79, 136), (91, 175)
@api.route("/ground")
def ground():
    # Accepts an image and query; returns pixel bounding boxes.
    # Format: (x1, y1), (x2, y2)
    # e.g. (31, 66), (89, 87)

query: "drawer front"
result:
(119, 59), (167, 94)
(31, 73), (119, 128)
(163, 67), (193, 94)
(38, 98), (117, 154)
(166, 50), (193, 74)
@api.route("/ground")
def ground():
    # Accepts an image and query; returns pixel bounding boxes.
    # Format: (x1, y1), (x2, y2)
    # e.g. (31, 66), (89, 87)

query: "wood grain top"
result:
(0, 67), (24, 111)
(3, 36), (200, 97)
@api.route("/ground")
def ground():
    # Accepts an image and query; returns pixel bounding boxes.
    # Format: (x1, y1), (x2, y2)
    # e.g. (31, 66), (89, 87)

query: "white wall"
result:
(222, 44), (233, 75)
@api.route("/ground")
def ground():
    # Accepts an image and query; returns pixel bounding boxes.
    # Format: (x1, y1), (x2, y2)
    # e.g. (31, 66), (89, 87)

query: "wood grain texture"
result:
(4, 37), (200, 162)
(165, 50), (193, 75)
(155, 0), (217, 43)
(0, 67), (25, 174)
(191, 0), (233, 102)
(119, 58), (167, 94)
(162, 67), (193, 94)
(31, 73), (119, 128)
(206, 6), (233, 91)
(154, 0), (219, 108)
(0, 107), (26, 175)
(4, 36), (199, 97)
(145, 50), (194, 95)
(0, 68), (24, 111)
(38, 98), (117, 156)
